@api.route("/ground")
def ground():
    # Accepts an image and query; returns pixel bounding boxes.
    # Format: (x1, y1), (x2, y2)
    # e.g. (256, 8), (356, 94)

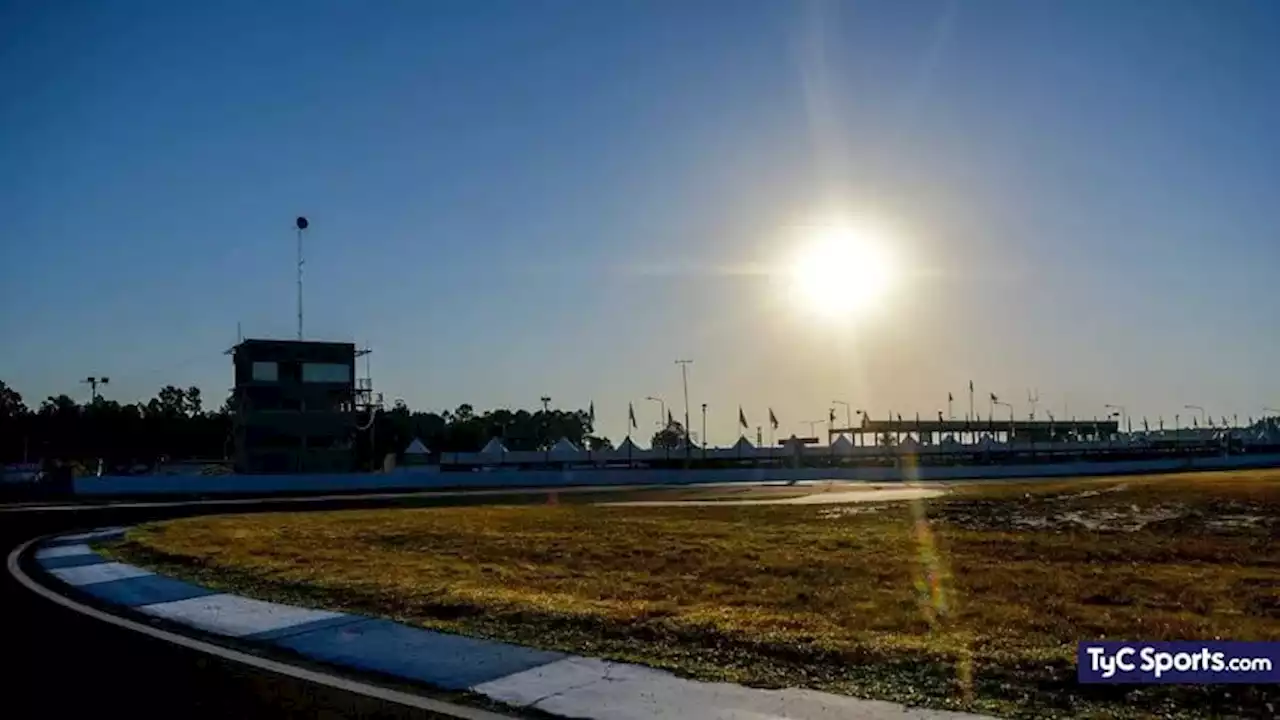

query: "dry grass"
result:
(107, 470), (1280, 719)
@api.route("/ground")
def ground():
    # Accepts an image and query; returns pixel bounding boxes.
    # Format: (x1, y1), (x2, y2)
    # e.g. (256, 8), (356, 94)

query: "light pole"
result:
(540, 396), (551, 450)
(701, 403), (707, 457)
(1184, 405), (1206, 427)
(832, 400), (852, 435)
(646, 396), (665, 429)
(83, 376), (109, 403)
(675, 359), (693, 454)
(993, 400), (1013, 442)
(295, 216), (308, 340)
(1104, 404), (1126, 434)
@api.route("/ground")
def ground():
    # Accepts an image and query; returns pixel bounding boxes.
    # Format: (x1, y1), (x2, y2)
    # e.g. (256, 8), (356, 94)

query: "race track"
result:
(1, 492), (544, 719)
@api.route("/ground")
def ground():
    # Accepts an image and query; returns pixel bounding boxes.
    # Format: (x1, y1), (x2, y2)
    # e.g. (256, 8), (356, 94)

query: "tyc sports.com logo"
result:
(1078, 641), (1279, 684)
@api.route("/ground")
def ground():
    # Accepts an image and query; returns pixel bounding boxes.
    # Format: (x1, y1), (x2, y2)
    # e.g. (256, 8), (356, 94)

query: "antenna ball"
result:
(296, 216), (309, 230)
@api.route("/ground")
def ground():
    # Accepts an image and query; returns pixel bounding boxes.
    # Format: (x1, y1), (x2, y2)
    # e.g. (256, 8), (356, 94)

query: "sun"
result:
(786, 222), (899, 319)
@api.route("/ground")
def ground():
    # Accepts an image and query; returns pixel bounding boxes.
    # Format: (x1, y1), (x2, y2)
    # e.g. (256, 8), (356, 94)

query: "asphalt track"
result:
(0, 491), (566, 719)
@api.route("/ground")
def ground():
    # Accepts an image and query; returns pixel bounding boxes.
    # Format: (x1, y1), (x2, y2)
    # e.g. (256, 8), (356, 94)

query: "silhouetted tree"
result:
(0, 378), (598, 468)
(651, 419), (685, 450)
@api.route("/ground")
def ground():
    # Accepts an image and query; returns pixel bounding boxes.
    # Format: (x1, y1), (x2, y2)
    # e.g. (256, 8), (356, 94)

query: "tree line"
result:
(0, 380), (637, 469)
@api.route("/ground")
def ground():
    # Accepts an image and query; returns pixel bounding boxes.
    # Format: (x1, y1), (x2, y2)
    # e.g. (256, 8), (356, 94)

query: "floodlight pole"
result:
(540, 396), (551, 451)
(295, 216), (309, 341)
(83, 376), (109, 403)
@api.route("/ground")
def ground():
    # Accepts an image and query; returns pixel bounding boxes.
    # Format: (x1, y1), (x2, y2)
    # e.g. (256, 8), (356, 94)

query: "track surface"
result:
(1, 493), (548, 719)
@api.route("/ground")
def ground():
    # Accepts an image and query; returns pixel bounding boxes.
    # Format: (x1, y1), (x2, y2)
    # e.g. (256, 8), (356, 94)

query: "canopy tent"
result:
(613, 437), (649, 458)
(548, 437), (584, 461)
(404, 438), (430, 455)
(730, 436), (755, 454)
(550, 437), (580, 453)
(830, 434), (854, 454)
(479, 437), (508, 455)
(615, 437), (642, 452)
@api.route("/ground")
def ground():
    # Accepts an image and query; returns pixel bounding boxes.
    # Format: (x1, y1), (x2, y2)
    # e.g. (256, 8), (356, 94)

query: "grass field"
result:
(105, 471), (1280, 719)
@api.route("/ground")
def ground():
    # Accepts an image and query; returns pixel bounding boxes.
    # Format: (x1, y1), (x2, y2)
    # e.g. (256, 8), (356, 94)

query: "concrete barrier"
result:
(72, 453), (1280, 497)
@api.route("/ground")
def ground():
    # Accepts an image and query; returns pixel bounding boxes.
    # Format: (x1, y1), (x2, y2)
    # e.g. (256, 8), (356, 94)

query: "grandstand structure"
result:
(437, 420), (1280, 471)
(835, 418), (1117, 445)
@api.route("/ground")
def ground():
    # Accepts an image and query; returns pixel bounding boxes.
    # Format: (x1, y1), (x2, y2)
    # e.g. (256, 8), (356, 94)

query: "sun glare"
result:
(787, 222), (899, 320)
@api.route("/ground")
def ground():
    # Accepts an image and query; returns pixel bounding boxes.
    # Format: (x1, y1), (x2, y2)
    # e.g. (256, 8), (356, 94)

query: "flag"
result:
(1193, 416), (1199, 428)
(769, 408), (779, 430)
(588, 401), (595, 425)
(948, 392), (954, 402)
(667, 409), (674, 427)
(990, 392), (998, 403)
(1222, 416), (1229, 428)
(829, 408), (836, 423)
(938, 410), (944, 422)
(1159, 417), (1164, 431)
(896, 413), (902, 423)
(628, 403), (637, 429)
(739, 406), (748, 429)
(969, 380), (974, 393)
(1143, 417), (1149, 432)
(1207, 416), (1215, 428)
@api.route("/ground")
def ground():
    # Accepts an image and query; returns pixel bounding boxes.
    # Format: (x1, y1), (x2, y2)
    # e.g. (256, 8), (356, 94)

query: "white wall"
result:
(72, 453), (1280, 496)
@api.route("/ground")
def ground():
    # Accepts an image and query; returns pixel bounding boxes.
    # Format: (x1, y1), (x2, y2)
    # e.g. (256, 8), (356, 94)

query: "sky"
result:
(3, 0), (1279, 445)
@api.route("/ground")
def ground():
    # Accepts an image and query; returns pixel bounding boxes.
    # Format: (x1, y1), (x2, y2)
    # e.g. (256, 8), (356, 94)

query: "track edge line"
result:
(6, 535), (516, 720)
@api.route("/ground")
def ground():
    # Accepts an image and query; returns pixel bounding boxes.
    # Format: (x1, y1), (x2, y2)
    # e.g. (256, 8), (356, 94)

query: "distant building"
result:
(229, 339), (360, 474)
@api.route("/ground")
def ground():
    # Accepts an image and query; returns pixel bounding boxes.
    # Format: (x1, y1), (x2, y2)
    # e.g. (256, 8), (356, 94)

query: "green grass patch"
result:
(103, 470), (1280, 719)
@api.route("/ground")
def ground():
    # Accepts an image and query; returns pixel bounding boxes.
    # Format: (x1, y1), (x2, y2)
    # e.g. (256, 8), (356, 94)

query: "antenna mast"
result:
(295, 216), (308, 340)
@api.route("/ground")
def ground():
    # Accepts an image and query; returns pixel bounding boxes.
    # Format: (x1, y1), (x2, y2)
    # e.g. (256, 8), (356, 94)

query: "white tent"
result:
(480, 437), (508, 455)
(613, 437), (649, 459)
(614, 437), (639, 452)
(898, 436), (921, 452)
(830, 434), (854, 455)
(404, 438), (430, 455)
(548, 437), (584, 461)
(730, 436), (755, 454)
(551, 437), (579, 453)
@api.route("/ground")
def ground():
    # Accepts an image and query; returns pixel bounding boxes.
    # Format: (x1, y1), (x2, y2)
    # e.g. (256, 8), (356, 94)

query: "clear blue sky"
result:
(3, 0), (1278, 444)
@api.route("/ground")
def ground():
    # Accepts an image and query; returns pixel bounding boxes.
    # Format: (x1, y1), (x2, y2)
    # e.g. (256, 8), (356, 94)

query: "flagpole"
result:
(968, 381), (975, 430)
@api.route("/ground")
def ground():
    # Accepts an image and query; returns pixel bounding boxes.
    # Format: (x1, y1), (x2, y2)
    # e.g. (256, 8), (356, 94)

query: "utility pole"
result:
(675, 359), (693, 455)
(83, 376), (109, 403)
(295, 216), (308, 340)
